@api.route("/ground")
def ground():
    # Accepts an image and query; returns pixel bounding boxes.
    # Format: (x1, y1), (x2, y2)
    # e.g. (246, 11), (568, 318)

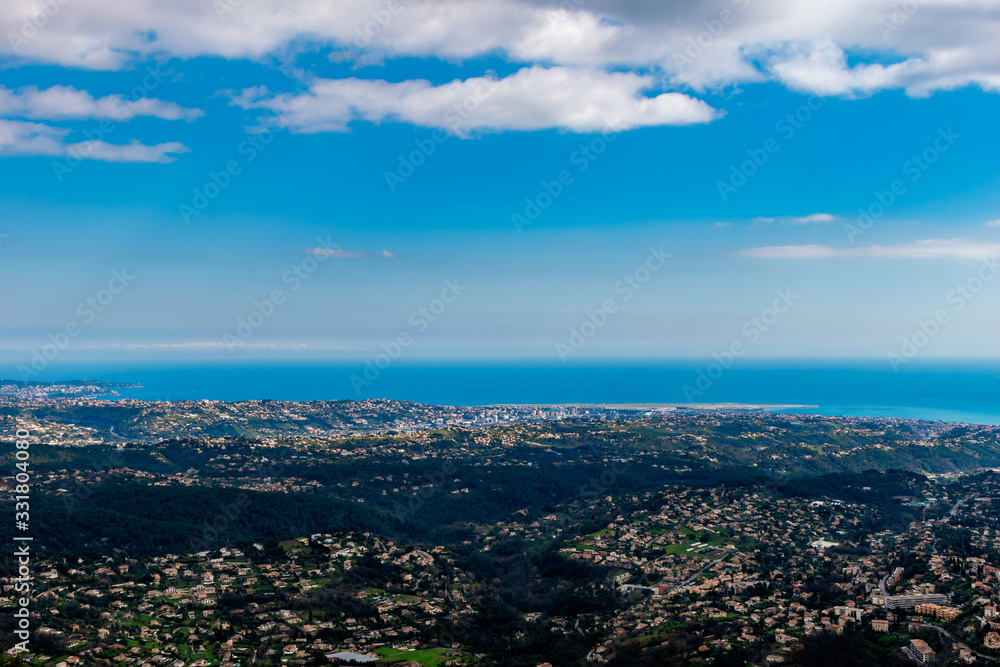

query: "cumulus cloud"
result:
(0, 119), (65, 155)
(0, 85), (202, 121)
(74, 139), (191, 162)
(0, 84), (196, 161)
(739, 239), (1000, 259)
(0, 119), (189, 162)
(768, 41), (919, 97)
(2, 0), (999, 100)
(0, 0), (998, 160)
(237, 67), (719, 134)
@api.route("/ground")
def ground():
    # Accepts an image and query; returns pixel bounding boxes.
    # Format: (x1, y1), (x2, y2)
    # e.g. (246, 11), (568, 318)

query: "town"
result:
(6, 402), (1000, 664)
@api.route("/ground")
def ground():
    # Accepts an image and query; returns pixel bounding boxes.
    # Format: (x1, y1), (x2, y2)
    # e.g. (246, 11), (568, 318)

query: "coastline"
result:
(5, 359), (1000, 426)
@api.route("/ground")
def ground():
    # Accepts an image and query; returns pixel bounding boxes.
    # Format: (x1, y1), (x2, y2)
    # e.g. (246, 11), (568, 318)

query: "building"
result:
(618, 584), (656, 595)
(810, 540), (840, 549)
(936, 606), (961, 622)
(985, 632), (1000, 650)
(905, 639), (935, 664)
(883, 594), (949, 610)
(914, 603), (961, 621)
(326, 652), (379, 664)
(871, 618), (890, 632)
(834, 605), (865, 622)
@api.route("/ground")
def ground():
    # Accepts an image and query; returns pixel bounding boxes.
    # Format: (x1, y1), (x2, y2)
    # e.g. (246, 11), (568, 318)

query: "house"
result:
(871, 618), (890, 632)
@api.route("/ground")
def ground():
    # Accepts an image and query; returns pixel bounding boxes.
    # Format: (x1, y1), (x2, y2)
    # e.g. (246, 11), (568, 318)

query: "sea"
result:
(4, 358), (1000, 426)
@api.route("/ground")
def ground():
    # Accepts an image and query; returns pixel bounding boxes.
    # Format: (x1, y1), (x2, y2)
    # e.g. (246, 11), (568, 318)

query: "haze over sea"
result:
(4, 359), (1000, 426)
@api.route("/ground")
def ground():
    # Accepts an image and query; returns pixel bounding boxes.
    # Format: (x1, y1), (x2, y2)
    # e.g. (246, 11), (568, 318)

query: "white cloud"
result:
(986, 219), (1000, 227)
(0, 119), (65, 155)
(117, 342), (360, 350)
(0, 85), (202, 121)
(790, 213), (835, 224)
(238, 67), (719, 134)
(739, 244), (839, 258)
(739, 238), (1000, 259)
(768, 41), (919, 97)
(2, 0), (999, 101)
(0, 84), (196, 162)
(303, 247), (396, 258)
(753, 213), (836, 225)
(306, 247), (371, 258)
(0, 119), (189, 162)
(73, 139), (191, 162)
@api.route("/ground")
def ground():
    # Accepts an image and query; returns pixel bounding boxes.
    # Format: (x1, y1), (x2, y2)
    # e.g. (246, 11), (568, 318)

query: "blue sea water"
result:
(4, 358), (1000, 426)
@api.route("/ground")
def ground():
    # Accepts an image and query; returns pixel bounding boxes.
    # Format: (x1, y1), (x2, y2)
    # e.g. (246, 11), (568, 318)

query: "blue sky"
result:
(1, 0), (1000, 371)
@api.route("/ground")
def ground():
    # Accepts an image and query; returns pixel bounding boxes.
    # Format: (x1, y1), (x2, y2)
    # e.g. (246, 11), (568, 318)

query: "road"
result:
(882, 502), (964, 592)
(914, 623), (996, 662)
(948, 499), (966, 520)
(670, 553), (731, 592)
(879, 572), (891, 596)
